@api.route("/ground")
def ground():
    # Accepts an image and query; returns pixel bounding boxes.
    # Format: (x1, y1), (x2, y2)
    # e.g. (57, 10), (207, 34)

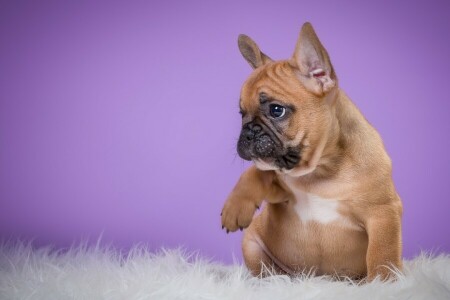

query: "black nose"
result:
(237, 123), (263, 160)
(242, 123), (262, 141)
(249, 123), (262, 133)
(242, 128), (254, 141)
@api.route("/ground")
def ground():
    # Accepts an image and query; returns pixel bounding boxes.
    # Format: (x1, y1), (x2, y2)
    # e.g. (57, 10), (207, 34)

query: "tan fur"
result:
(221, 23), (402, 281)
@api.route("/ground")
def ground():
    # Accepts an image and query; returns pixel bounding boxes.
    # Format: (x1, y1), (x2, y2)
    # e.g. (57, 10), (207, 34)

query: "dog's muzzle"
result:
(237, 123), (275, 159)
(237, 121), (301, 170)
(237, 123), (275, 160)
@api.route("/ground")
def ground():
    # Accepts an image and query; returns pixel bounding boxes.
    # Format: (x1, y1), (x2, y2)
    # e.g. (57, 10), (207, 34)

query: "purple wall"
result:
(1, 0), (449, 263)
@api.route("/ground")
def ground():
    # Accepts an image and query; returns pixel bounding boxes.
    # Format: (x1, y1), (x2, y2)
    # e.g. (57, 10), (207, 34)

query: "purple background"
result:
(1, 0), (449, 263)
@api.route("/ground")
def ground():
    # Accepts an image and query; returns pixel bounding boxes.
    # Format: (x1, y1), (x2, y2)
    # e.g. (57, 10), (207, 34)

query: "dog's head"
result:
(236, 23), (339, 176)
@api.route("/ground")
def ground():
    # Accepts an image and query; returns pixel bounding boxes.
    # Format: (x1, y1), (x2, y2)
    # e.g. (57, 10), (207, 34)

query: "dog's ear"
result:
(238, 34), (273, 69)
(292, 22), (337, 95)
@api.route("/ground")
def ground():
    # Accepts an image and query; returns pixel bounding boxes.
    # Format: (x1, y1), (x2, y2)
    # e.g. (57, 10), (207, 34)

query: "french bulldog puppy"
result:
(221, 23), (402, 281)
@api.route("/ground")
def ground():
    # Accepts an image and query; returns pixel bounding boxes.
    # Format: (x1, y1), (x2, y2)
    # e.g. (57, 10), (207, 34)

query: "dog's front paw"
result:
(221, 196), (259, 233)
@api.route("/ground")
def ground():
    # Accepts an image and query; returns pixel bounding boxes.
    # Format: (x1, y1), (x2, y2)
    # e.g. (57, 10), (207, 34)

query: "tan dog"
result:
(221, 23), (402, 281)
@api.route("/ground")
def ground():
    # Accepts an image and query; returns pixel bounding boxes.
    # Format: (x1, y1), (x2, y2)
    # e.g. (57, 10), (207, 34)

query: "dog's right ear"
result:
(292, 22), (337, 95)
(238, 34), (272, 69)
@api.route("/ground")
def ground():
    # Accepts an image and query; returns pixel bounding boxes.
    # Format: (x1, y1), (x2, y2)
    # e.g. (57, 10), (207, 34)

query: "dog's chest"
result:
(283, 178), (361, 230)
(291, 189), (340, 223)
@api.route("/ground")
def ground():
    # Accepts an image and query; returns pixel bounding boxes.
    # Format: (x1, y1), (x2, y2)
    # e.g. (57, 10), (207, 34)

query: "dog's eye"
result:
(269, 104), (286, 118)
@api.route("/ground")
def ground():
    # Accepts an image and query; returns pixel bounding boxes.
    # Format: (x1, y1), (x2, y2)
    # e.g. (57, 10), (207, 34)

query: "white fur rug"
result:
(1, 243), (449, 300)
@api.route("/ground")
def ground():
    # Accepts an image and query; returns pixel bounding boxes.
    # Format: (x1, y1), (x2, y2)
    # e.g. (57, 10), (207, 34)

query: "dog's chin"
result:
(253, 158), (299, 174)
(253, 158), (278, 171)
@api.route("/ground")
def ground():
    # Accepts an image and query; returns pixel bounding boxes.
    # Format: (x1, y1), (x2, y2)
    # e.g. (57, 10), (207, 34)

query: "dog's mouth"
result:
(252, 148), (300, 170)
(238, 136), (301, 170)
(237, 121), (301, 170)
(274, 147), (301, 170)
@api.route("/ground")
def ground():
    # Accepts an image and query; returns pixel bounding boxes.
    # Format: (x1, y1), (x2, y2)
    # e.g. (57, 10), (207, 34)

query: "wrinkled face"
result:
(236, 23), (338, 174)
(237, 61), (332, 173)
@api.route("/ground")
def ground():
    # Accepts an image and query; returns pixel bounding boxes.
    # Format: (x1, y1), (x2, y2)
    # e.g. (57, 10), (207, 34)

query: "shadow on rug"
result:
(0, 242), (449, 300)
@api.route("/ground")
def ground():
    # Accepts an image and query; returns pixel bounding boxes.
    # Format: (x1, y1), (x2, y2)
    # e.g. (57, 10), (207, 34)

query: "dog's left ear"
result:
(238, 34), (273, 69)
(292, 22), (337, 95)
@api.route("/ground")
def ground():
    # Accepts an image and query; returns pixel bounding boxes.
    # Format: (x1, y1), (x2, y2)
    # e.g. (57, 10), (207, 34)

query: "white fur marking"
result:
(284, 178), (363, 230)
(253, 159), (277, 171)
(293, 189), (340, 224)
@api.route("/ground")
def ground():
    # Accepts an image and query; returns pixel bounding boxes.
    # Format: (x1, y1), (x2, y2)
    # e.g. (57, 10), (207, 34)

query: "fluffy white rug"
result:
(1, 242), (449, 300)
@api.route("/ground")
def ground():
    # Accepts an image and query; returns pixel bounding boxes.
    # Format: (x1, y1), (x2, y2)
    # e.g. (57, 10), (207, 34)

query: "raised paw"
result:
(221, 196), (259, 233)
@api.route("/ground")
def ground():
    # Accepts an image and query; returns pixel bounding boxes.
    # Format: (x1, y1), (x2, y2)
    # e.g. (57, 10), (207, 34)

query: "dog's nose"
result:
(242, 123), (262, 141)
(249, 123), (262, 134)
(242, 127), (255, 141)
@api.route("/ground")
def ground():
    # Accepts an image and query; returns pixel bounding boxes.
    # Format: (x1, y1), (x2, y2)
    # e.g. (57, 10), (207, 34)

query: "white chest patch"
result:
(283, 178), (363, 230)
(292, 189), (340, 224)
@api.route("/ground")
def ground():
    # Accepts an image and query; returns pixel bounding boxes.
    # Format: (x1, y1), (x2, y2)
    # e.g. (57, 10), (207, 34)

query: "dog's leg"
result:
(365, 203), (403, 281)
(242, 227), (290, 277)
(221, 166), (287, 232)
